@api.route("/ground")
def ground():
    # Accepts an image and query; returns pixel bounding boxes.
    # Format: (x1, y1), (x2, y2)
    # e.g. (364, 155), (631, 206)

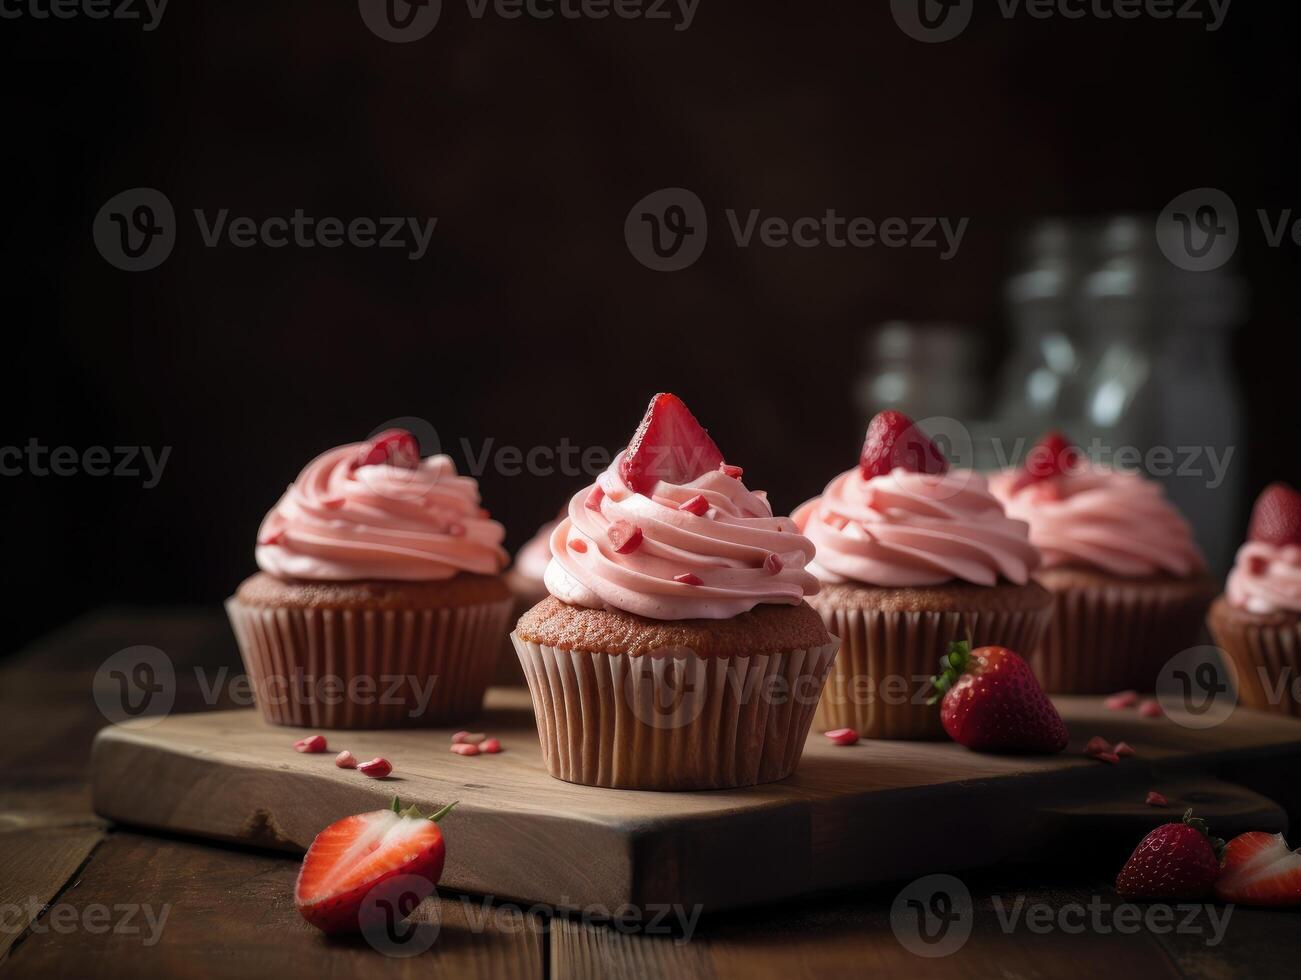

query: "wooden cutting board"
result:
(91, 690), (1301, 913)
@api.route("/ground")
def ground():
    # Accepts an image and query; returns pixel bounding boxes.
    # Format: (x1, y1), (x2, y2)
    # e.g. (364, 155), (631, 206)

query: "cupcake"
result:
(989, 431), (1215, 695)
(227, 428), (513, 729)
(793, 411), (1050, 740)
(511, 393), (837, 791)
(495, 512), (563, 686)
(1208, 483), (1301, 717)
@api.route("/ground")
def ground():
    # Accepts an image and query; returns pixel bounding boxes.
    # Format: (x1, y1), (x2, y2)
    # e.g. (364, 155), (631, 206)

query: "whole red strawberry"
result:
(931, 641), (1068, 753)
(1115, 809), (1224, 900)
(859, 410), (948, 479)
(1247, 482), (1301, 546)
(1008, 430), (1080, 494)
(1215, 831), (1301, 907)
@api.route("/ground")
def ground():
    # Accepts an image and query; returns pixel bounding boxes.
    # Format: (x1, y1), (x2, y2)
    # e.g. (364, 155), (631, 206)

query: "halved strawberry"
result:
(618, 393), (724, 494)
(931, 641), (1068, 753)
(1008, 430), (1080, 494)
(859, 410), (948, 480)
(355, 429), (420, 470)
(294, 797), (456, 934)
(1115, 809), (1223, 900)
(1215, 831), (1301, 907)
(1247, 483), (1301, 546)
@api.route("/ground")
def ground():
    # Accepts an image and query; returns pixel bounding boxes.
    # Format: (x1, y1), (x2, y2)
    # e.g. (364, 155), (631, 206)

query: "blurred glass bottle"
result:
(1156, 265), (1246, 576)
(856, 321), (986, 466)
(996, 219), (1083, 449)
(1075, 215), (1163, 454)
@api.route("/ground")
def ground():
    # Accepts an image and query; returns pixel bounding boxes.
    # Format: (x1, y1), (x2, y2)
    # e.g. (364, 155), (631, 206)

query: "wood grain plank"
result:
(1, 833), (544, 980)
(89, 694), (1301, 912)
(551, 882), (1185, 980)
(0, 828), (104, 965)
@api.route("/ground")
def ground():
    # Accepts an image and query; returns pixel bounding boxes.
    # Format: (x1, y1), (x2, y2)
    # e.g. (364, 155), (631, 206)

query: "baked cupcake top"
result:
(793, 411), (1040, 588)
(256, 428), (508, 582)
(1225, 483), (1301, 615)
(988, 431), (1204, 579)
(543, 393), (819, 621)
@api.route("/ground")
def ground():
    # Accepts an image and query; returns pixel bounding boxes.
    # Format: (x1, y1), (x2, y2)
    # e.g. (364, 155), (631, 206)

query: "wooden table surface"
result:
(2, 609), (1298, 980)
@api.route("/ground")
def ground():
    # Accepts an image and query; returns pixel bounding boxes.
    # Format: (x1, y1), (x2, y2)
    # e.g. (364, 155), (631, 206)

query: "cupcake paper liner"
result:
(1034, 581), (1210, 695)
(226, 595), (515, 729)
(1208, 598), (1301, 718)
(511, 634), (839, 790)
(812, 603), (1052, 740)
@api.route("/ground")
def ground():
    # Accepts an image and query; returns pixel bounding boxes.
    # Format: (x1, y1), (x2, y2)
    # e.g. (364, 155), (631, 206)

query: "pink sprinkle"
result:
(764, 553), (784, 575)
(357, 757), (392, 778)
(451, 731), (471, 744)
(450, 743), (480, 757)
(719, 463), (743, 480)
(481, 738), (502, 754)
(674, 573), (703, 586)
(448, 524), (466, 537)
(1105, 690), (1139, 710)
(334, 750), (357, 769)
(1145, 791), (1170, 807)
(1114, 741), (1136, 758)
(1094, 752), (1121, 765)
(1083, 735), (1113, 757)
(322, 499), (345, 510)
(679, 494), (710, 516)
(1138, 699), (1163, 718)
(608, 520), (643, 554)
(586, 485), (605, 511)
(459, 732), (486, 745)
(570, 539), (588, 554)
(824, 728), (859, 746)
(293, 734), (328, 754)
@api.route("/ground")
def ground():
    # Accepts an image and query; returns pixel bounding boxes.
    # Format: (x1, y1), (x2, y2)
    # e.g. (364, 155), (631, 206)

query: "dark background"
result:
(5, 1), (1300, 655)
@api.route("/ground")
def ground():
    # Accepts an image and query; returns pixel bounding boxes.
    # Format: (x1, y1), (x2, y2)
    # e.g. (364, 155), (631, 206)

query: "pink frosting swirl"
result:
(1226, 542), (1301, 614)
(543, 452), (820, 620)
(792, 468), (1041, 587)
(256, 444), (508, 581)
(989, 468), (1205, 578)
